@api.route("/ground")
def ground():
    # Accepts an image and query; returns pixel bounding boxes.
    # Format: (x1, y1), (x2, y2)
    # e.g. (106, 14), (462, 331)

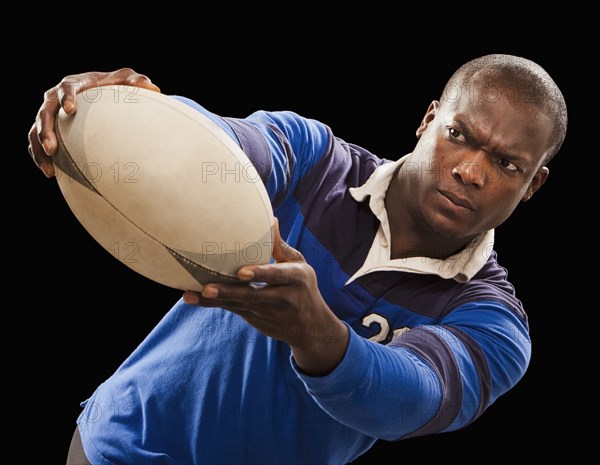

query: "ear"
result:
(522, 167), (549, 201)
(416, 100), (439, 138)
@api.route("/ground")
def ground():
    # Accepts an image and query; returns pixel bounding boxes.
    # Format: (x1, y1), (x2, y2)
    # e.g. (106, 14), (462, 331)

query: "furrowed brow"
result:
(454, 119), (525, 163)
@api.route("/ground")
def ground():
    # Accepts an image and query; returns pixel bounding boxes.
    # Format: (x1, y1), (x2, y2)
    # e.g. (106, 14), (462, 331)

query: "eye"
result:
(498, 159), (519, 171)
(448, 127), (466, 143)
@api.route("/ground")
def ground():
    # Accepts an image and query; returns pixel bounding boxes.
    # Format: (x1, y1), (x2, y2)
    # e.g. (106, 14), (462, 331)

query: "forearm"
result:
(290, 316), (349, 377)
(291, 324), (443, 440)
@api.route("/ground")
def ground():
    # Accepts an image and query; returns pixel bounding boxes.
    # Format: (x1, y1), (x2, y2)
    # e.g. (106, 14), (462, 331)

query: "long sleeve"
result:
(291, 300), (531, 440)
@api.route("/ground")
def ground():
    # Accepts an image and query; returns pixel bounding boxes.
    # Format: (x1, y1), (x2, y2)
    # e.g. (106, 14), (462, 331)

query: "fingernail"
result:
(202, 286), (219, 298)
(183, 292), (199, 304)
(40, 163), (54, 178)
(238, 269), (254, 280)
(64, 100), (74, 113)
(42, 139), (53, 155)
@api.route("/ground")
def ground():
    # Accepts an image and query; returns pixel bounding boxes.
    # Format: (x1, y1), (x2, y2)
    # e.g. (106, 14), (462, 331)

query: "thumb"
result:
(271, 218), (304, 263)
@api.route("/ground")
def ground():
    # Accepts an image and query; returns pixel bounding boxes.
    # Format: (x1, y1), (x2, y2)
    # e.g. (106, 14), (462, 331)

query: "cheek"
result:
(414, 130), (442, 159)
(419, 133), (464, 172)
(487, 169), (529, 198)
(481, 185), (524, 225)
(411, 136), (453, 176)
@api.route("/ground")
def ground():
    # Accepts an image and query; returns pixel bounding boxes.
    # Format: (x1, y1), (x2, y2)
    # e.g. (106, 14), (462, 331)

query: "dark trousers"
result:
(66, 427), (92, 465)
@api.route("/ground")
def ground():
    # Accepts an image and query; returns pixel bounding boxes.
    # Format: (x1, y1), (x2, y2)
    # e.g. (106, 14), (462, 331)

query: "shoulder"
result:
(447, 251), (526, 322)
(243, 110), (329, 143)
(361, 251), (526, 326)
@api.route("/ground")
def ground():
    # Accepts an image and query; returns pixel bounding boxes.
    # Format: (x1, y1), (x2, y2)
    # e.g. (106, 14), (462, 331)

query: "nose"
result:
(451, 152), (487, 187)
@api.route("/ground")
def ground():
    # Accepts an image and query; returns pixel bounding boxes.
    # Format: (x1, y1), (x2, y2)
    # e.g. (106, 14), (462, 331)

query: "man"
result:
(28, 54), (567, 465)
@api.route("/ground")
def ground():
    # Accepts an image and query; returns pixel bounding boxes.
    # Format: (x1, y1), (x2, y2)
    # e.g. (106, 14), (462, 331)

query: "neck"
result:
(387, 231), (473, 260)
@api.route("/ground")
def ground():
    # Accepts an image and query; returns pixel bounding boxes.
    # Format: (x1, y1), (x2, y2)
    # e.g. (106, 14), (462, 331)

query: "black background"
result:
(14, 29), (578, 463)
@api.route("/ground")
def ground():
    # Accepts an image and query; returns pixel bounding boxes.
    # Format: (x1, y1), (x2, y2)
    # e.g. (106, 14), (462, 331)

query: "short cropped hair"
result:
(441, 54), (567, 165)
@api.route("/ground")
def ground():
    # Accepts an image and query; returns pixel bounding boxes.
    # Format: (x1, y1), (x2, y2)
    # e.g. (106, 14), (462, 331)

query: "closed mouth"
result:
(439, 190), (474, 211)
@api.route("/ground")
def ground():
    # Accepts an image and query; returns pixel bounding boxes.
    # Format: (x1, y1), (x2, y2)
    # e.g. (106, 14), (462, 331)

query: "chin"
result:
(428, 224), (467, 240)
(423, 213), (476, 240)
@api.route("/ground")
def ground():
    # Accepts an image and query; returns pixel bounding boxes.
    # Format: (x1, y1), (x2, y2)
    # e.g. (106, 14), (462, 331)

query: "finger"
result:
(183, 281), (276, 307)
(271, 218), (304, 264)
(100, 68), (161, 93)
(35, 87), (63, 156)
(56, 72), (109, 115)
(34, 75), (93, 156)
(240, 261), (311, 287)
(28, 123), (54, 177)
(235, 219), (306, 282)
(210, 282), (266, 302)
(56, 78), (84, 115)
(183, 288), (263, 308)
(122, 71), (161, 93)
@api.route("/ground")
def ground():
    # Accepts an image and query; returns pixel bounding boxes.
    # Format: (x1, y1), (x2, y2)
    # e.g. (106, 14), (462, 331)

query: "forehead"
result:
(441, 82), (553, 164)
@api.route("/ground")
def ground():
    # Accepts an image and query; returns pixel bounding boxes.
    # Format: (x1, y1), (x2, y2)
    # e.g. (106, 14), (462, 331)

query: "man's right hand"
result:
(27, 68), (161, 178)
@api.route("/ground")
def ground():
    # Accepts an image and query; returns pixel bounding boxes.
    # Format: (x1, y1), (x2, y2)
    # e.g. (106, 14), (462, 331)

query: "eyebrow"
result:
(453, 118), (526, 164)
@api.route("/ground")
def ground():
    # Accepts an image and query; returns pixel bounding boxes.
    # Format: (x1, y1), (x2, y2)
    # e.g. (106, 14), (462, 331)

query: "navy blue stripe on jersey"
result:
(441, 301), (530, 407)
(443, 324), (492, 421)
(446, 256), (527, 321)
(353, 251), (525, 321)
(264, 122), (297, 209)
(235, 110), (330, 205)
(389, 326), (463, 438)
(221, 117), (272, 185)
(293, 134), (386, 275)
(224, 117), (298, 209)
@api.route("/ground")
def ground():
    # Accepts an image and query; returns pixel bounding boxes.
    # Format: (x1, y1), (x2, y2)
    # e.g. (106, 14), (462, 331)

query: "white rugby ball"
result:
(53, 85), (274, 291)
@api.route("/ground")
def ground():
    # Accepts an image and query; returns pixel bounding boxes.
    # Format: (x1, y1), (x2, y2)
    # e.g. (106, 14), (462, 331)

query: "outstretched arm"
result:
(185, 234), (530, 440)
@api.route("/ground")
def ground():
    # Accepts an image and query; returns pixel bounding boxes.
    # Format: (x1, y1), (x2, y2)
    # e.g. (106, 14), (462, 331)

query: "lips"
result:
(439, 190), (475, 211)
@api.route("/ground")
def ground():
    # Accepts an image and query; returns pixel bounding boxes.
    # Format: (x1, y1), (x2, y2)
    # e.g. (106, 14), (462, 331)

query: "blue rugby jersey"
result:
(76, 96), (531, 465)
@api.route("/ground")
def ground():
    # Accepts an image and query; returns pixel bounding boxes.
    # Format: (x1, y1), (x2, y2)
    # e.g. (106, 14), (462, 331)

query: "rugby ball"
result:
(53, 85), (274, 292)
